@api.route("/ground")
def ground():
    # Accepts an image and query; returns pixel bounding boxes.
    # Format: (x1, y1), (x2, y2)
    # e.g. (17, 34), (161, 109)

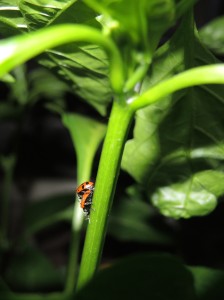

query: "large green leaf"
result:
(122, 20), (224, 218)
(19, 0), (75, 30)
(0, 1), (27, 36)
(76, 253), (196, 300)
(40, 43), (111, 115)
(200, 16), (224, 56)
(18, 0), (112, 115)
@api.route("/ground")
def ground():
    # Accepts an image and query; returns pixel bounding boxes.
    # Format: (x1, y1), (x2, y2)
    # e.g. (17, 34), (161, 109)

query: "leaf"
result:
(28, 67), (69, 111)
(200, 16), (224, 55)
(122, 20), (224, 218)
(152, 171), (224, 219)
(0, 73), (15, 83)
(0, 0), (27, 36)
(85, 0), (175, 47)
(108, 186), (174, 244)
(40, 43), (112, 115)
(62, 113), (107, 177)
(0, 102), (23, 120)
(24, 194), (74, 236)
(175, 0), (199, 18)
(3, 246), (63, 292)
(19, 0), (101, 30)
(76, 253), (196, 300)
(189, 266), (224, 300)
(19, 0), (112, 115)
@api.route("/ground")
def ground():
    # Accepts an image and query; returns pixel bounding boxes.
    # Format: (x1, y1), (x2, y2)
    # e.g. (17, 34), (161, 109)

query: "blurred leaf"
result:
(109, 186), (174, 244)
(19, 0), (74, 30)
(152, 170), (224, 218)
(189, 266), (224, 300)
(76, 253), (196, 300)
(200, 16), (224, 55)
(0, 1), (27, 36)
(0, 154), (16, 172)
(28, 67), (69, 112)
(24, 194), (73, 236)
(19, 0), (101, 30)
(176, 0), (199, 18)
(8, 65), (29, 105)
(122, 21), (224, 218)
(62, 113), (107, 177)
(4, 246), (63, 292)
(0, 73), (15, 83)
(85, 0), (175, 50)
(0, 102), (23, 119)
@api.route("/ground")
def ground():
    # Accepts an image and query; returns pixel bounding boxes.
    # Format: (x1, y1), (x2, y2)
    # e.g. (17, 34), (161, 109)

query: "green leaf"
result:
(19, 0), (73, 30)
(152, 170), (224, 219)
(28, 67), (69, 111)
(19, 0), (112, 115)
(85, 0), (175, 48)
(122, 21), (224, 218)
(0, 102), (23, 120)
(24, 194), (74, 236)
(0, 73), (15, 83)
(62, 113), (107, 179)
(190, 266), (224, 300)
(176, 0), (199, 18)
(8, 65), (29, 105)
(108, 186), (174, 244)
(76, 253), (196, 300)
(19, 0), (101, 30)
(3, 246), (63, 292)
(40, 43), (112, 115)
(0, 1), (27, 36)
(200, 16), (224, 55)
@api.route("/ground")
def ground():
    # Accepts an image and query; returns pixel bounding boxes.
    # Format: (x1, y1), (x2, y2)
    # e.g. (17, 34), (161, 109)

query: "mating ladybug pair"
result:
(76, 181), (95, 220)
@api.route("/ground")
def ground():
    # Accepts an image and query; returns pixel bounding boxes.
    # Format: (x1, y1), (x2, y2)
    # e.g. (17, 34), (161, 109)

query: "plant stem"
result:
(129, 64), (224, 111)
(76, 100), (134, 290)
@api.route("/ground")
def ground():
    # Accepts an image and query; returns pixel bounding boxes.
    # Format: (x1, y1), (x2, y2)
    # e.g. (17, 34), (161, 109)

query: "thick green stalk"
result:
(76, 100), (134, 290)
(0, 24), (124, 93)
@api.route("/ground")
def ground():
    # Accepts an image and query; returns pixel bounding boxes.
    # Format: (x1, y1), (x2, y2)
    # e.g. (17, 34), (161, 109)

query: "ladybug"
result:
(76, 181), (95, 219)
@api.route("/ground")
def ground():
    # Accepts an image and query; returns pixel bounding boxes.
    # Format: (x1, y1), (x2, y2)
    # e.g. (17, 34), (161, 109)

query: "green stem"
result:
(129, 64), (224, 111)
(76, 100), (134, 290)
(124, 62), (150, 92)
(0, 24), (124, 93)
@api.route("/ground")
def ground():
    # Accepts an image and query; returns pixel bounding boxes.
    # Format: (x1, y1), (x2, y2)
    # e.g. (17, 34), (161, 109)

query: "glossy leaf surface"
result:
(122, 22), (224, 218)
